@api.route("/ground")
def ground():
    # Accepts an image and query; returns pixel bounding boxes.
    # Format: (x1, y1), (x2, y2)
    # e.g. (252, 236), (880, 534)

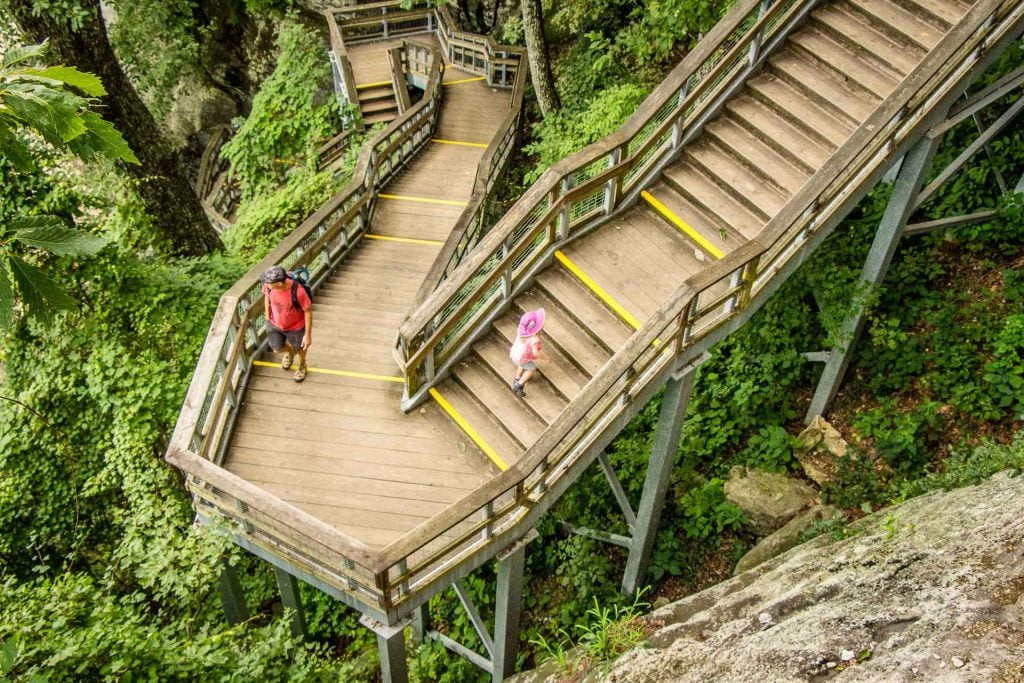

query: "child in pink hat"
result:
(510, 308), (550, 397)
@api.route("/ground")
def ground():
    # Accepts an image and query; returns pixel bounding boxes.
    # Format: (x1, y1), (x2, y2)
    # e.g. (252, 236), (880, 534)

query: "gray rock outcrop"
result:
(723, 467), (818, 534)
(732, 504), (840, 575)
(566, 472), (1024, 682)
(796, 416), (852, 485)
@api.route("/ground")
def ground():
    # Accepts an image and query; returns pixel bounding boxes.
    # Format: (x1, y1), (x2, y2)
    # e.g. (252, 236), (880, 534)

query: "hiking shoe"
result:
(510, 381), (525, 397)
(293, 364), (307, 383)
(281, 352), (293, 370)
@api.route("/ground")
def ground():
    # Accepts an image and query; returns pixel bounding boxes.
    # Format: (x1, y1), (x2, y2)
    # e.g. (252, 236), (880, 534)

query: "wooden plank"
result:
(534, 269), (633, 351)
(452, 357), (546, 449)
(561, 238), (661, 323)
(811, 5), (923, 76)
(790, 27), (901, 99)
(229, 458), (474, 508)
(746, 73), (853, 148)
(643, 181), (746, 256)
(434, 379), (525, 465)
(230, 429), (481, 476)
(238, 403), (438, 439)
(703, 118), (811, 196)
(724, 95), (830, 172)
(663, 161), (768, 239)
(512, 287), (614, 376)
(473, 333), (567, 424)
(846, 0), (947, 48)
(490, 311), (588, 397)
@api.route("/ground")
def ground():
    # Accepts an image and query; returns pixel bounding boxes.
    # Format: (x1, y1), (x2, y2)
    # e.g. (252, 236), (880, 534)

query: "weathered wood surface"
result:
(222, 40), (514, 548)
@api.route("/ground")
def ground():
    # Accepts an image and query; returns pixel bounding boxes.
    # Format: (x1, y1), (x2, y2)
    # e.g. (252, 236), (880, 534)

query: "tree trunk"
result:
(520, 0), (560, 116)
(8, 0), (223, 256)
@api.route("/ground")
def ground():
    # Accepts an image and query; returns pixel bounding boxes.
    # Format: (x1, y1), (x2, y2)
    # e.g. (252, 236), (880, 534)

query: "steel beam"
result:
(491, 536), (530, 682)
(805, 133), (945, 422)
(597, 451), (637, 531)
(274, 566), (307, 638)
(621, 368), (698, 597)
(411, 603), (429, 646)
(218, 560), (249, 625)
(360, 615), (410, 683)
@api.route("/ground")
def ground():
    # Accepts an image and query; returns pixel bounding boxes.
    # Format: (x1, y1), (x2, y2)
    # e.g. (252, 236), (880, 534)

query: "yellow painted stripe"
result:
(379, 193), (468, 207)
(443, 76), (486, 86)
(253, 360), (403, 383)
(641, 191), (724, 260)
(429, 387), (508, 471)
(365, 234), (444, 246)
(554, 250), (641, 330)
(356, 80), (392, 90)
(432, 138), (488, 148)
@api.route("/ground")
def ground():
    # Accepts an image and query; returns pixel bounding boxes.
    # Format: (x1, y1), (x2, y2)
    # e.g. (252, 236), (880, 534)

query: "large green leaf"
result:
(11, 216), (107, 256)
(0, 121), (35, 172)
(0, 87), (86, 145)
(9, 66), (106, 97)
(8, 255), (78, 318)
(68, 111), (139, 164)
(0, 42), (47, 69)
(0, 258), (14, 329)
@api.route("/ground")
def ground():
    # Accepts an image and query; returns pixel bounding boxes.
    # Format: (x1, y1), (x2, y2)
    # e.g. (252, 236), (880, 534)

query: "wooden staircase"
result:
(358, 81), (400, 126)
(426, 0), (973, 470)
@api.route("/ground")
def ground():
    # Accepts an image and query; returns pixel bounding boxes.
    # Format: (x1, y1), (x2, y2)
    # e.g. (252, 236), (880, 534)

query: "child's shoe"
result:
(510, 380), (525, 397)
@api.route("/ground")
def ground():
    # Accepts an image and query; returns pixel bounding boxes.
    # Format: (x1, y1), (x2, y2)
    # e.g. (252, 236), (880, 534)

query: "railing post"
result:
(604, 147), (622, 214)
(748, 0), (772, 67)
(557, 178), (571, 241)
(423, 321), (436, 384)
(671, 81), (690, 148)
(274, 567), (308, 638)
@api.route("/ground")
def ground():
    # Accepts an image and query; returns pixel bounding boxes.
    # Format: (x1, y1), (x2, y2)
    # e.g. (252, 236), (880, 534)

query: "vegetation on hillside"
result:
(0, 0), (1021, 681)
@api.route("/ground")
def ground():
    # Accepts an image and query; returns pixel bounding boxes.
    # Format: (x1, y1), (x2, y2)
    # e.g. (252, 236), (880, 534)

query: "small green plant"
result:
(798, 513), (860, 543)
(678, 478), (746, 539)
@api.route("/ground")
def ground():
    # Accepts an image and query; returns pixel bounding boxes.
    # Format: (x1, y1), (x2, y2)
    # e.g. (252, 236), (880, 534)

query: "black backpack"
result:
(288, 267), (313, 310)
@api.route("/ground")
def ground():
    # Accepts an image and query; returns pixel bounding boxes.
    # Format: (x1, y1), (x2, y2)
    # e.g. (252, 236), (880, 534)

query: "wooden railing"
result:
(327, 1), (523, 88)
(165, 44), (444, 615)
(380, 0), (1023, 615)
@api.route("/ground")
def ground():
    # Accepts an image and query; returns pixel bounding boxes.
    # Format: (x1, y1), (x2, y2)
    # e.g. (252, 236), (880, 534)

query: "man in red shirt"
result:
(260, 266), (313, 382)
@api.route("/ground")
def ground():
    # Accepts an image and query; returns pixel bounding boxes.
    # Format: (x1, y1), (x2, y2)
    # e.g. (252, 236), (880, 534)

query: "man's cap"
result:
(260, 265), (288, 284)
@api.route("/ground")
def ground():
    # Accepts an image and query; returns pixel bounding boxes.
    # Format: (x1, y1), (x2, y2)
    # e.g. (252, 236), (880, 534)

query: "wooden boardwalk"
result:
(224, 43), (511, 547)
(429, 0), (972, 469)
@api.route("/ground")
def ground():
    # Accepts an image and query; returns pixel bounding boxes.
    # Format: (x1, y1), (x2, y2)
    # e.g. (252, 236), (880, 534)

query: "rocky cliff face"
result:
(514, 472), (1024, 682)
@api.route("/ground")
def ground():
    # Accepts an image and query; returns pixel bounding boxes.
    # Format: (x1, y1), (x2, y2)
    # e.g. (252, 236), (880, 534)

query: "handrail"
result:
(196, 125), (232, 199)
(375, 0), (1024, 612)
(165, 43), (445, 606)
(326, 10), (364, 132)
(396, 0), (797, 403)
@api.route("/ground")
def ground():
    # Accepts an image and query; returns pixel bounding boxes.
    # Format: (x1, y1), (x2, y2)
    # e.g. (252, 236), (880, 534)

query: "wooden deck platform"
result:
(224, 45), (512, 547)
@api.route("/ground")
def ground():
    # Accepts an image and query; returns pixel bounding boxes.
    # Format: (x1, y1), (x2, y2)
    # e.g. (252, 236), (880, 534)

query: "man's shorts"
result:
(267, 323), (305, 352)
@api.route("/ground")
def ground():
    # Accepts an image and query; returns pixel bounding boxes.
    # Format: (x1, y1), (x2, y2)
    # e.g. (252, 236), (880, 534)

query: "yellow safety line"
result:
(253, 360), (403, 383)
(443, 76), (486, 86)
(429, 387), (508, 471)
(640, 190), (725, 260)
(355, 80), (392, 90)
(432, 138), (488, 148)
(365, 234), (444, 246)
(379, 193), (468, 207)
(554, 250), (641, 330)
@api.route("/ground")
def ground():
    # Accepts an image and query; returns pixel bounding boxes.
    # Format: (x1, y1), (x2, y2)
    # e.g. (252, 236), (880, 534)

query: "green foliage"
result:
(523, 84), (647, 182)
(897, 432), (1024, 500)
(220, 19), (336, 199)
(735, 425), (795, 471)
(0, 42), (138, 169)
(677, 478), (745, 540)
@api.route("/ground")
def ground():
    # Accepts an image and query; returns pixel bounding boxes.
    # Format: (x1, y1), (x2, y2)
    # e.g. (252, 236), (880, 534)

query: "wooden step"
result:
(811, 4), (923, 77)
(662, 162), (766, 240)
(364, 111), (397, 126)
(685, 140), (788, 218)
(789, 26), (901, 100)
(894, 0), (966, 26)
(767, 51), (879, 125)
(723, 96), (829, 172)
(473, 333), (568, 424)
(703, 117), (810, 196)
(512, 287), (614, 377)
(360, 98), (398, 115)
(533, 269), (634, 352)
(491, 311), (588, 400)
(430, 380), (523, 467)
(846, 0), (946, 49)
(451, 356), (546, 449)
(746, 72), (851, 149)
(644, 180), (747, 258)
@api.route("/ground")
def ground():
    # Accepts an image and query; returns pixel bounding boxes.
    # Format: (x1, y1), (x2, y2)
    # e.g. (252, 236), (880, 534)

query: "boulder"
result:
(723, 467), (817, 535)
(733, 505), (840, 575)
(795, 415), (851, 485)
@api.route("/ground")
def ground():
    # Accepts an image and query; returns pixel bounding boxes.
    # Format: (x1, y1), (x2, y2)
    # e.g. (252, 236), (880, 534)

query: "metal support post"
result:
(411, 603), (430, 646)
(491, 536), (530, 682)
(218, 560), (249, 625)
(621, 369), (698, 597)
(273, 566), (307, 638)
(360, 615), (411, 683)
(804, 133), (944, 422)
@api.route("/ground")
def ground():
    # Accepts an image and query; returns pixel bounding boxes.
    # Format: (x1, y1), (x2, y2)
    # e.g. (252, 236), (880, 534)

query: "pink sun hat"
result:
(518, 308), (546, 337)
